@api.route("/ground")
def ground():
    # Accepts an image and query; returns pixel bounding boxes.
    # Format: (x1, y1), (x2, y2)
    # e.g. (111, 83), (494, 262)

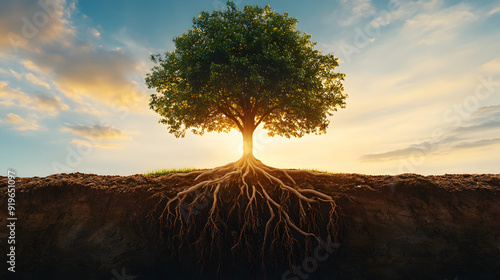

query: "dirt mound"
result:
(1, 172), (499, 279)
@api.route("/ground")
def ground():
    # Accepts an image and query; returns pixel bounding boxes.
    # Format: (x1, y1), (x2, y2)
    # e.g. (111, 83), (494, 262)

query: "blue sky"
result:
(1, 0), (499, 177)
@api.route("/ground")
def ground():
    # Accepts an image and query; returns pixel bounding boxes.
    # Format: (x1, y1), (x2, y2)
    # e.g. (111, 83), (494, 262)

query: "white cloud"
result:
(0, 0), (72, 52)
(360, 105), (500, 162)
(61, 123), (130, 140)
(73, 105), (104, 117)
(0, 1), (148, 111)
(325, 0), (500, 174)
(62, 123), (131, 150)
(34, 94), (69, 111)
(488, 6), (500, 16)
(47, 46), (148, 110)
(389, 0), (443, 23)
(480, 57), (500, 74)
(89, 27), (101, 38)
(22, 60), (44, 73)
(453, 138), (500, 149)
(25, 73), (51, 89)
(337, 0), (376, 26)
(9, 69), (23, 80)
(0, 80), (68, 114)
(9, 69), (51, 89)
(5, 113), (40, 130)
(0, 81), (34, 106)
(401, 3), (477, 45)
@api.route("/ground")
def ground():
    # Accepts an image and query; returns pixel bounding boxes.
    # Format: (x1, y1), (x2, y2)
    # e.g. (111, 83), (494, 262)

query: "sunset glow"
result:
(1, 0), (499, 176)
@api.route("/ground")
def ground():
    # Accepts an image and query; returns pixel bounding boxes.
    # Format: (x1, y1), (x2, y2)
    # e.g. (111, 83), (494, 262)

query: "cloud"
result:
(61, 123), (130, 140)
(360, 136), (458, 162)
(453, 119), (500, 134)
(488, 6), (500, 16)
(9, 70), (51, 88)
(480, 57), (500, 74)
(9, 69), (23, 80)
(0, 80), (68, 114)
(22, 60), (44, 73)
(0, 0), (72, 53)
(337, 0), (376, 26)
(25, 73), (50, 89)
(5, 113), (40, 130)
(0, 1), (147, 111)
(44, 45), (148, 110)
(62, 123), (131, 150)
(388, 0), (442, 22)
(0, 81), (34, 106)
(9, 69), (51, 89)
(360, 145), (429, 162)
(70, 138), (121, 149)
(401, 2), (477, 45)
(89, 27), (101, 38)
(330, 0), (468, 63)
(34, 94), (69, 111)
(471, 105), (500, 119)
(453, 138), (500, 149)
(360, 105), (500, 162)
(73, 105), (104, 117)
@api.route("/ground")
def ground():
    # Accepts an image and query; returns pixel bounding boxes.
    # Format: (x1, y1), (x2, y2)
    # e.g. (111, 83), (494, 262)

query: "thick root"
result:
(153, 155), (341, 271)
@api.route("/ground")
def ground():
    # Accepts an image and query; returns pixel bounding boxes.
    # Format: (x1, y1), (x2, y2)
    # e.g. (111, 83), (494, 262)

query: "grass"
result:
(303, 168), (344, 175)
(145, 167), (202, 176)
(145, 167), (343, 176)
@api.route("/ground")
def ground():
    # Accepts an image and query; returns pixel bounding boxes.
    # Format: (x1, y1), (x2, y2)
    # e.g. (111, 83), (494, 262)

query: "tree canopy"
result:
(147, 3), (344, 266)
(146, 1), (346, 154)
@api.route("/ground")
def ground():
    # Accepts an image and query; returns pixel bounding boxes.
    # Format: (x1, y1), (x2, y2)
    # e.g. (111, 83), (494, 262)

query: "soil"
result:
(1, 172), (499, 279)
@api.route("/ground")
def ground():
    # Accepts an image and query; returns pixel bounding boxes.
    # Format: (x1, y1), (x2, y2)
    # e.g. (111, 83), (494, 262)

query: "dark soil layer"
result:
(1, 172), (499, 279)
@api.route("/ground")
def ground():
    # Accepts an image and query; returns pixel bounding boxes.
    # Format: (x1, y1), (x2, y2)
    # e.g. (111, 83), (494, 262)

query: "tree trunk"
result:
(242, 128), (254, 157)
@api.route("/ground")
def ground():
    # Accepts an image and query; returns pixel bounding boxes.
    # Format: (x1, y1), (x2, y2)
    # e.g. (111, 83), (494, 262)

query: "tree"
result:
(146, 2), (346, 158)
(145, 1), (346, 273)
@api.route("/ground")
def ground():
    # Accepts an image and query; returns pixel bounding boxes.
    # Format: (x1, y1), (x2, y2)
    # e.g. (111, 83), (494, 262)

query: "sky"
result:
(0, 0), (499, 177)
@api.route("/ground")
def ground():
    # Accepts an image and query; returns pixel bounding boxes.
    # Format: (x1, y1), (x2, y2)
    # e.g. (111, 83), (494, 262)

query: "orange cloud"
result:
(0, 81), (34, 106)
(0, 80), (68, 114)
(34, 94), (69, 111)
(5, 113), (39, 130)
(0, 0), (72, 52)
(51, 48), (148, 111)
(1, 1), (147, 112)
(25, 73), (50, 89)
(61, 123), (130, 140)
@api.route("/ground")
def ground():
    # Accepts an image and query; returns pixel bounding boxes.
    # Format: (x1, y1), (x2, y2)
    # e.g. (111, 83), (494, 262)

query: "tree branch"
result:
(249, 100), (262, 119)
(227, 104), (243, 120)
(218, 106), (244, 132)
(255, 105), (278, 127)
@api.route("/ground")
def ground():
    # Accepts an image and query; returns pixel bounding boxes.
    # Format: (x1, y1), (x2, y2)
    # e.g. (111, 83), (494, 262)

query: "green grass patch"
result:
(145, 167), (342, 176)
(303, 168), (343, 175)
(145, 167), (202, 176)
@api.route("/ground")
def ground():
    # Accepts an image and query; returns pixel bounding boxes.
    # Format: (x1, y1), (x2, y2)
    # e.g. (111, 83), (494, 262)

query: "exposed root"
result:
(153, 155), (341, 272)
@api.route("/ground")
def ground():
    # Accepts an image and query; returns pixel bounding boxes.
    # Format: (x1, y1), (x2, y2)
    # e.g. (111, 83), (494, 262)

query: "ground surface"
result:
(1, 172), (499, 279)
